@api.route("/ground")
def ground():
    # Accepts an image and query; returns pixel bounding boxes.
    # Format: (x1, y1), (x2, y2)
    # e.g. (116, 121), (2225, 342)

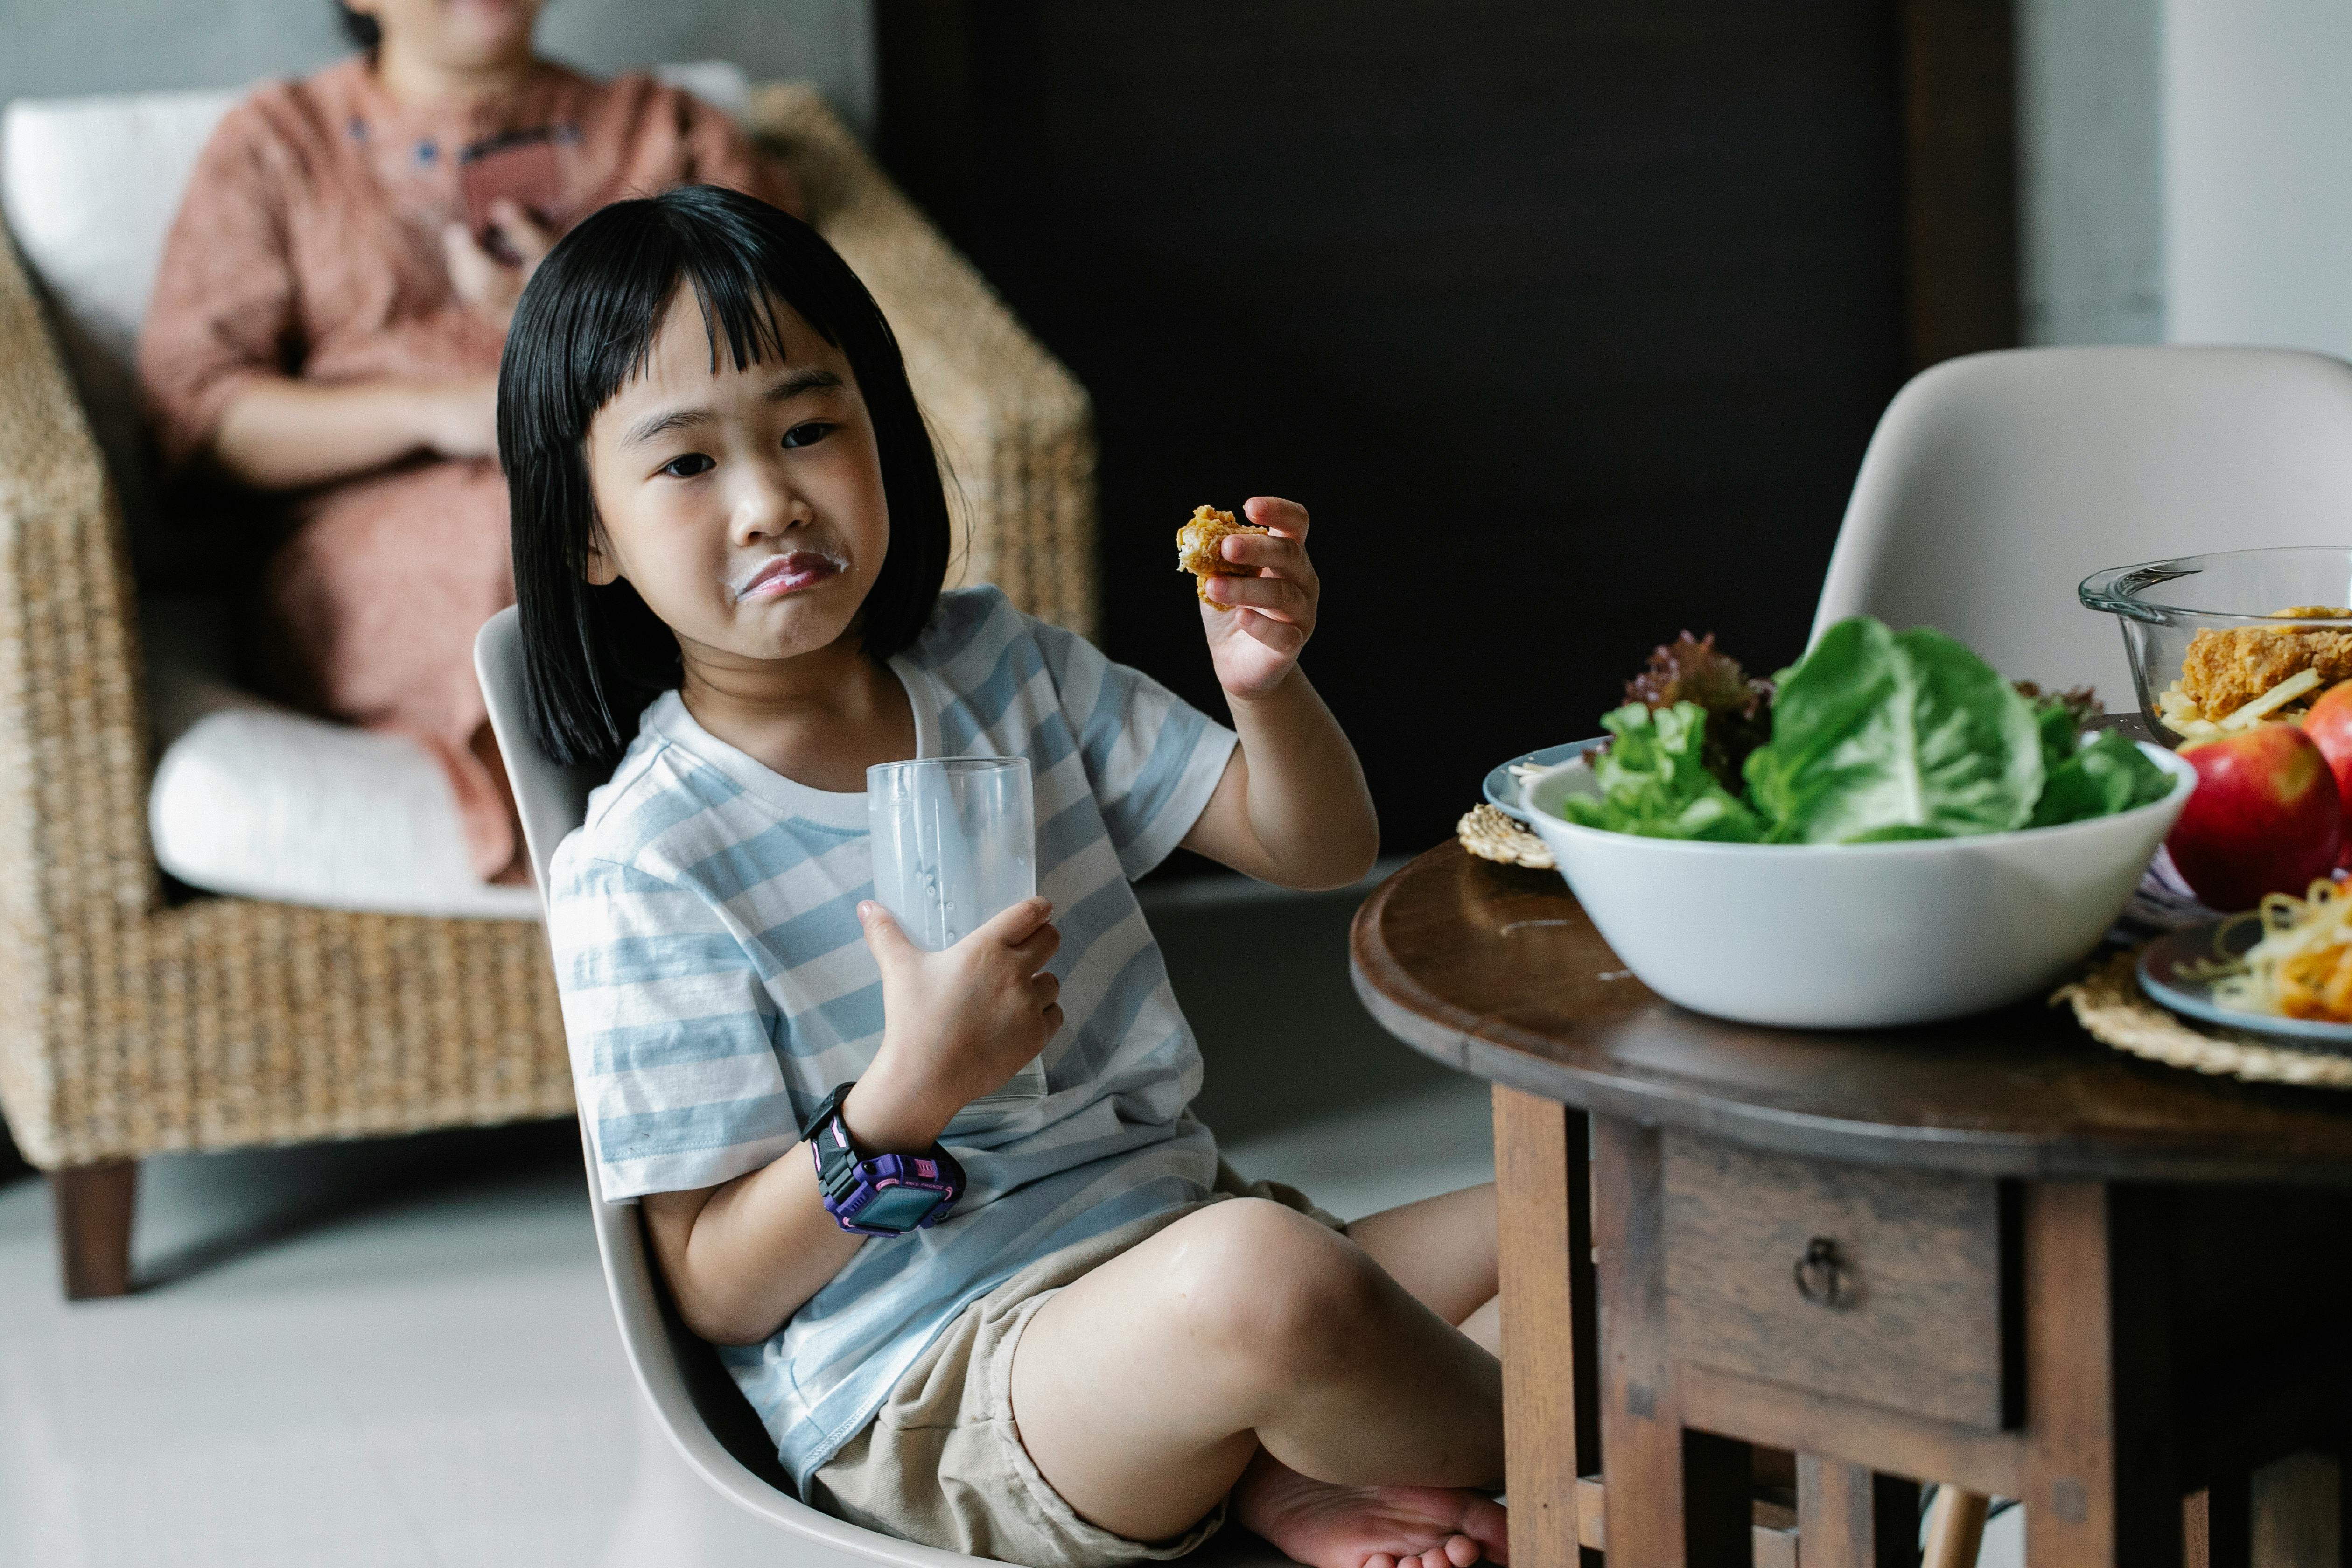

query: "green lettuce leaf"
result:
(2029, 698), (2082, 779)
(1741, 619), (2043, 844)
(2027, 728), (2177, 827)
(1558, 702), (1766, 842)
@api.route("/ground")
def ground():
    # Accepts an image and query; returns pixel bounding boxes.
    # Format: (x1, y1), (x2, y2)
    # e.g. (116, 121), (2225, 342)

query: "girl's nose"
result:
(731, 478), (808, 546)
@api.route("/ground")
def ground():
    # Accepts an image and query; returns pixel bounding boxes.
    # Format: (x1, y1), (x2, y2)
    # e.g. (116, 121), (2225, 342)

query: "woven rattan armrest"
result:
(0, 220), (158, 1164)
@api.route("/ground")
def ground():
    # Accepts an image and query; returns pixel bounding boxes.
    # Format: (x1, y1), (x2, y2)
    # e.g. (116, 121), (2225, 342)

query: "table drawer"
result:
(1661, 1131), (2013, 1431)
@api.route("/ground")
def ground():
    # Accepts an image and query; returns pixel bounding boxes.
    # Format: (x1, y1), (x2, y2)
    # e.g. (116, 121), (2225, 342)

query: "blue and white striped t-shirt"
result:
(546, 586), (1237, 1488)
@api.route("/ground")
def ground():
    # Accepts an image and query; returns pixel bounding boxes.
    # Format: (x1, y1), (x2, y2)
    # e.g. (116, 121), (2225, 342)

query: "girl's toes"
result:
(1420, 1546), (1450, 1568)
(1444, 1534), (1480, 1567)
(1461, 1498), (1510, 1564)
(1366, 1554), (1399, 1568)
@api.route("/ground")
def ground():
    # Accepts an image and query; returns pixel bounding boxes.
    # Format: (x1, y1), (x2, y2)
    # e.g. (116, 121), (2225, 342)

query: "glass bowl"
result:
(2079, 546), (2352, 744)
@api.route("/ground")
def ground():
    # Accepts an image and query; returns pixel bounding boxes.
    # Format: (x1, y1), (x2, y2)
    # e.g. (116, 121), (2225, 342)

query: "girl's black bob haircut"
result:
(500, 183), (949, 768)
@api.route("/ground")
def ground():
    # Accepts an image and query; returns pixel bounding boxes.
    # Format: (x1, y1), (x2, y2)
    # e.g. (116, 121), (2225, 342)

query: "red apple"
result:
(2167, 724), (2343, 910)
(2303, 680), (2352, 824)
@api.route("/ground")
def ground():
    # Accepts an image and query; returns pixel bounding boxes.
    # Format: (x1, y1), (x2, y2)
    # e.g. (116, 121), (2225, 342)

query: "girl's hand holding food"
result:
(848, 897), (1063, 1149)
(1196, 497), (1320, 702)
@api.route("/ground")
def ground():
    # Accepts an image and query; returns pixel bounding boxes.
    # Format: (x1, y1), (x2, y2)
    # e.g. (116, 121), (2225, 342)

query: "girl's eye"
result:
(781, 422), (836, 451)
(659, 452), (715, 479)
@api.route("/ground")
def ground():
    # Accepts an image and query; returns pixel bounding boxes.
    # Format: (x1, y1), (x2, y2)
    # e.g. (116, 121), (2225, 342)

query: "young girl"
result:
(508, 185), (1508, 1568)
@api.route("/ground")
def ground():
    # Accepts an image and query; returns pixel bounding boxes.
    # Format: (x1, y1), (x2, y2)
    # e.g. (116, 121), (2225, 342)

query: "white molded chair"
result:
(1812, 345), (2352, 690)
(474, 609), (1288, 1568)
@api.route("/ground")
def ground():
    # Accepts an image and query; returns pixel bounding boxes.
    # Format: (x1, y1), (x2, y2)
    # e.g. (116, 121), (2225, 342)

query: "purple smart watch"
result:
(799, 1082), (966, 1237)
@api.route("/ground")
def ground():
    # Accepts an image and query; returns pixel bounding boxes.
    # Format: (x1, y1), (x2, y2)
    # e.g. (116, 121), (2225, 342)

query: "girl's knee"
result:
(1169, 1199), (1386, 1370)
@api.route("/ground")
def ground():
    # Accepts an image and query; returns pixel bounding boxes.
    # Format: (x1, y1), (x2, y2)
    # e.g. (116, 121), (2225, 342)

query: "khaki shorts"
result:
(808, 1164), (1344, 1568)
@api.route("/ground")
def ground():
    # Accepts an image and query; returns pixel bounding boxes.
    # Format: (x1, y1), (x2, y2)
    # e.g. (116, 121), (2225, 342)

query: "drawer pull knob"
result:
(1793, 1236), (1850, 1308)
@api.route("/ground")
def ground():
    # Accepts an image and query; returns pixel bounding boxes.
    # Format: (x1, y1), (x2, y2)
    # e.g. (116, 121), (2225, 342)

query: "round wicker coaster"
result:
(1458, 803), (1555, 870)
(2056, 950), (2352, 1090)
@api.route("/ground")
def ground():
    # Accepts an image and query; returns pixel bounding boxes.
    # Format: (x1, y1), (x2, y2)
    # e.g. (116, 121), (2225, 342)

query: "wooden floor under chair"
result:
(1353, 842), (2352, 1568)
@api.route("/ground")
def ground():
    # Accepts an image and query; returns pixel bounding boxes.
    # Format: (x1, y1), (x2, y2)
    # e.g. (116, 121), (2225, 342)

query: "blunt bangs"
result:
(500, 183), (950, 769)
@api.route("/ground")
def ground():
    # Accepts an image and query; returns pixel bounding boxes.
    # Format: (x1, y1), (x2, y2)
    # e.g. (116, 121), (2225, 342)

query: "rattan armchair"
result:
(0, 82), (1094, 1299)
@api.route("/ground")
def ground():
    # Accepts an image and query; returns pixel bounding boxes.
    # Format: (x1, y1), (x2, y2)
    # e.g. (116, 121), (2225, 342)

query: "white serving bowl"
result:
(1520, 742), (2198, 1028)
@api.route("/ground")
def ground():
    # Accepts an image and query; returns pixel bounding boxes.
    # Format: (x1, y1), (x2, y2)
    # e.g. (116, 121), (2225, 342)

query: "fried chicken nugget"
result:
(1175, 505), (1268, 609)
(2180, 618), (2352, 715)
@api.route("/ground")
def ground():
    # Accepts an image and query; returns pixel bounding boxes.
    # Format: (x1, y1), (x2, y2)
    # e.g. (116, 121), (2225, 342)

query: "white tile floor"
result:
(0, 1082), (1502, 1568)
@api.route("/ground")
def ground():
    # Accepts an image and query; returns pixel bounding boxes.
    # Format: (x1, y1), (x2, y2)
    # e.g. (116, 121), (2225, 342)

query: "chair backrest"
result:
(1811, 345), (2352, 701)
(470, 608), (987, 1568)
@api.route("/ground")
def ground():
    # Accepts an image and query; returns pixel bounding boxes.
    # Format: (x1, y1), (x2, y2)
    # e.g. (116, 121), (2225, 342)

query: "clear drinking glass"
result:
(867, 757), (1048, 1110)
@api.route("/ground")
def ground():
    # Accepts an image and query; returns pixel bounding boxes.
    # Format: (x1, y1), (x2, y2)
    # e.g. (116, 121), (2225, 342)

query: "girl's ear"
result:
(583, 524), (620, 586)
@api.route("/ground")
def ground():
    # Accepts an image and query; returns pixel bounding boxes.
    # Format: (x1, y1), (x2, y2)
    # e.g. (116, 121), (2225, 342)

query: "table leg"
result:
(1801, 1456), (1923, 1568)
(1593, 1118), (1750, 1568)
(2198, 1470), (2252, 1568)
(2020, 1182), (2182, 1568)
(1923, 1485), (1990, 1568)
(1492, 1087), (1599, 1568)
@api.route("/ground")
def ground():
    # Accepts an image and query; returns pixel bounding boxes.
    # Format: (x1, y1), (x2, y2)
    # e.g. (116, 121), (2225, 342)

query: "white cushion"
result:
(151, 707), (542, 921)
(0, 85), (231, 384)
(1, 62), (747, 921)
(141, 597), (538, 920)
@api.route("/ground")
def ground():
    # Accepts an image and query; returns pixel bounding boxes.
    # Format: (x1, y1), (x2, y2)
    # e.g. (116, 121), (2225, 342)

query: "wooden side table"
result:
(1351, 843), (2352, 1568)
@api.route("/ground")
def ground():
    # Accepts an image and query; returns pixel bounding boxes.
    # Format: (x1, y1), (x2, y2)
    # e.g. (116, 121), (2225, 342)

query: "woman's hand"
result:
(441, 198), (556, 330)
(1199, 496), (1319, 702)
(412, 378), (500, 460)
(849, 896), (1063, 1148)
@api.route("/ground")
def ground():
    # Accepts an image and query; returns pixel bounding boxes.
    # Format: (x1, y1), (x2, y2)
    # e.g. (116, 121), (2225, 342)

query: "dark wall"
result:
(882, 3), (1913, 859)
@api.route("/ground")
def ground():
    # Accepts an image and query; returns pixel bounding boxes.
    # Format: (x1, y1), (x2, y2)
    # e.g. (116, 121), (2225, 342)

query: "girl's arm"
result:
(641, 897), (1064, 1346)
(1179, 497), (1380, 890)
(638, 1084), (891, 1346)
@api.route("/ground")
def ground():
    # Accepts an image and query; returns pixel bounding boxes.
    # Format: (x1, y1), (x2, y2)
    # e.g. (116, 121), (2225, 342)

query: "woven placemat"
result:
(1458, 803), (1554, 870)
(2056, 950), (2352, 1089)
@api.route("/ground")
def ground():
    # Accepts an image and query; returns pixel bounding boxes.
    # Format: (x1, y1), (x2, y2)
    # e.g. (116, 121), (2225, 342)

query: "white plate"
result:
(1481, 739), (1606, 823)
(2137, 921), (2352, 1052)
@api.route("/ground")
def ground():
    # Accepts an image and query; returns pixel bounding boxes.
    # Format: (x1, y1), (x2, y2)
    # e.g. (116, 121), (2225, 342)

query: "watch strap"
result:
(798, 1081), (856, 1145)
(799, 1080), (966, 1234)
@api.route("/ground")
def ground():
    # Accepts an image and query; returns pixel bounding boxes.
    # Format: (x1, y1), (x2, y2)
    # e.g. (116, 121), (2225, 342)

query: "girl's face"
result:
(583, 287), (892, 675)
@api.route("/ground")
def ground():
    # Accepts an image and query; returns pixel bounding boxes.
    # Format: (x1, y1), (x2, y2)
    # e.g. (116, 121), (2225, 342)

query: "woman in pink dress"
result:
(139, 0), (799, 882)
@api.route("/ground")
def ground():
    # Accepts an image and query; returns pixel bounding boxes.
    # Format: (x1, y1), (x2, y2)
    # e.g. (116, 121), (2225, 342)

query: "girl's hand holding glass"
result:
(1197, 497), (1320, 701)
(847, 896), (1064, 1149)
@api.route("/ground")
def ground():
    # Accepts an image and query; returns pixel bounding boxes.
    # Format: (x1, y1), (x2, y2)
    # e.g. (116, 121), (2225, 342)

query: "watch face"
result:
(857, 1183), (944, 1232)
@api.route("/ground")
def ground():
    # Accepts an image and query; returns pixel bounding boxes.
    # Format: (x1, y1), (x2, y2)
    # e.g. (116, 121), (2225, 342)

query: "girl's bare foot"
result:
(1233, 1449), (1509, 1568)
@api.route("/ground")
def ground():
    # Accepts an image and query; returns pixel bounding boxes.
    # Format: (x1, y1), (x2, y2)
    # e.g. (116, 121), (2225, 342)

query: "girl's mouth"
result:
(732, 550), (846, 602)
